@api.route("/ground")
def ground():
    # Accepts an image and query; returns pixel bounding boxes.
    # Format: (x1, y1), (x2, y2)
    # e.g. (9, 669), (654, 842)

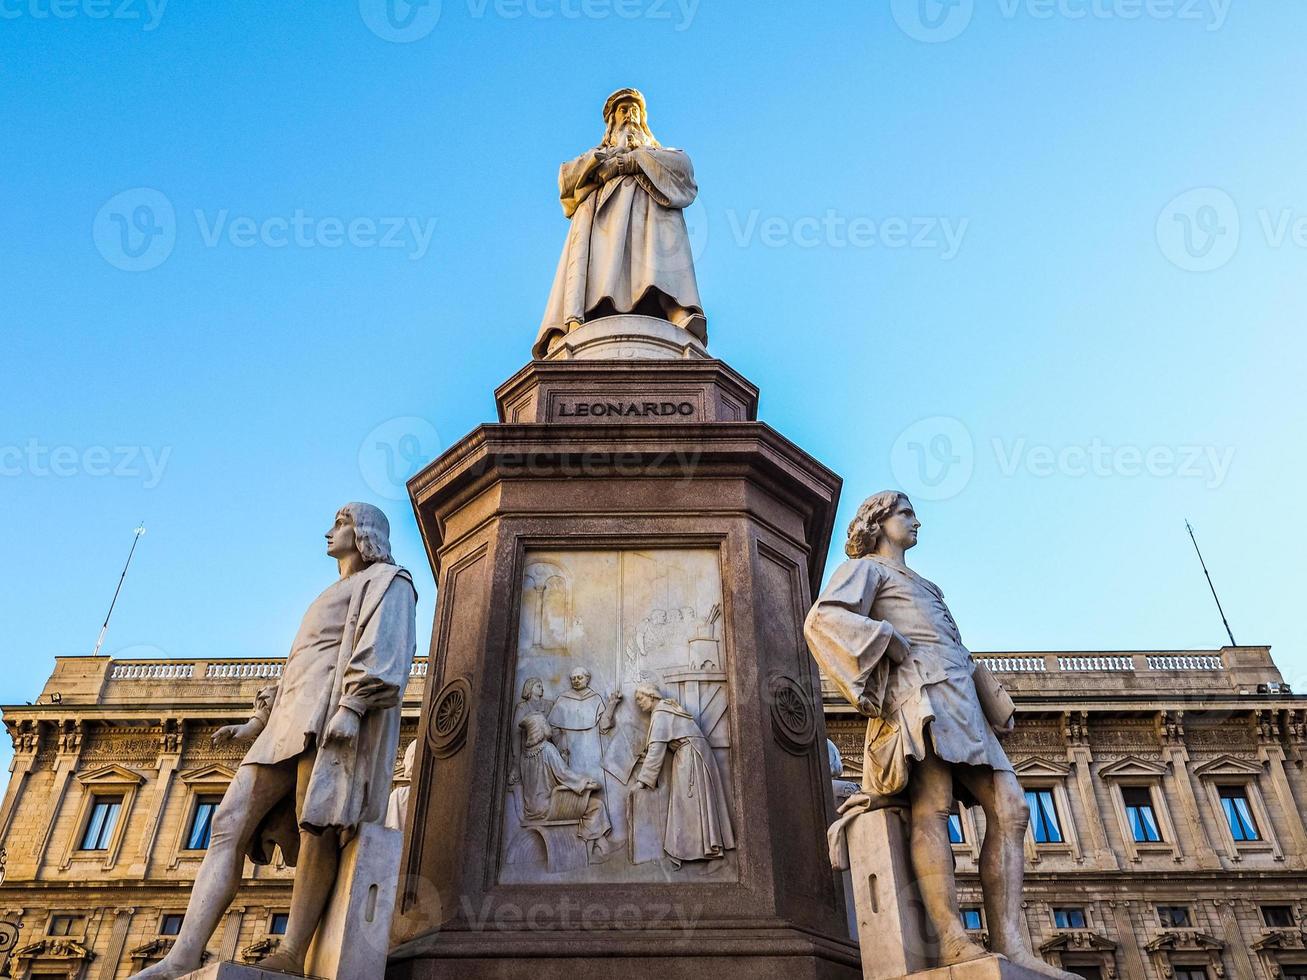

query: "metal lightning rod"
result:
(1185, 519), (1237, 647)
(91, 522), (146, 657)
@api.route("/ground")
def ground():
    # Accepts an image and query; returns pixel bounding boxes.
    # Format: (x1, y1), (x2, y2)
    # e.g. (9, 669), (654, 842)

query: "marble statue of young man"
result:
(132, 503), (417, 979)
(534, 87), (706, 357)
(804, 492), (1076, 979)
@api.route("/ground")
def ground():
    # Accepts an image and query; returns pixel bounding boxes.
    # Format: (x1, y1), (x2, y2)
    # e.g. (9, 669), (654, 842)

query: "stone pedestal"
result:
(305, 821), (403, 979)
(389, 354), (859, 978)
(907, 956), (1054, 980)
(846, 807), (933, 977)
(178, 965), (312, 980)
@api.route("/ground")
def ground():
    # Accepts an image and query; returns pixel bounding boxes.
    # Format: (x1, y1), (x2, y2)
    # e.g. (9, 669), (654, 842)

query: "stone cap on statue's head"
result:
(603, 87), (646, 122)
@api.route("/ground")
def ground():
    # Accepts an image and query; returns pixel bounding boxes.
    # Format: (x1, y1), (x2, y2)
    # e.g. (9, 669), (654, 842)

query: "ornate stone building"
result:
(827, 646), (1307, 979)
(1, 646), (1304, 978)
(0, 656), (426, 980)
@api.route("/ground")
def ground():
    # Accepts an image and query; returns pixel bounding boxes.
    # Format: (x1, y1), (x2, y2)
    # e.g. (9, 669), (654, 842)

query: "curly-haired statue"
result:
(132, 503), (417, 979)
(805, 492), (1077, 978)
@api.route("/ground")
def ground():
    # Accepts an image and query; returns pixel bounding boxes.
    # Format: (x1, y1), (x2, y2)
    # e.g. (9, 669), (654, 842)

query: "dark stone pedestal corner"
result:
(388, 352), (860, 979)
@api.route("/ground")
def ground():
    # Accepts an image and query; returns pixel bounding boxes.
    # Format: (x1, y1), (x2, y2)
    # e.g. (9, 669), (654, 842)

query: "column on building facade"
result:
(134, 720), (184, 877)
(219, 905), (246, 962)
(97, 907), (136, 980)
(1108, 900), (1150, 979)
(1256, 710), (1307, 866)
(0, 724), (38, 856)
(1216, 898), (1258, 979)
(1160, 712), (1221, 871)
(35, 721), (83, 875)
(1064, 710), (1120, 871)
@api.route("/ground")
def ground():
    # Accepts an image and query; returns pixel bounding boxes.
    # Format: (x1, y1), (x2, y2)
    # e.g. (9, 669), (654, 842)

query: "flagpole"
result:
(92, 522), (146, 657)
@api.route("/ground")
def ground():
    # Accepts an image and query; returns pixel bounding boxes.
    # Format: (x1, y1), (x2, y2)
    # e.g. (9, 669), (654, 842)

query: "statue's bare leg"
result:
(955, 767), (1079, 980)
(907, 744), (988, 966)
(257, 751), (341, 973)
(131, 761), (297, 980)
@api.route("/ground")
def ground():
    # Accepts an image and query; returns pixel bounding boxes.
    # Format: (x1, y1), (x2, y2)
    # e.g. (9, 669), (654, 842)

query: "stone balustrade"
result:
(107, 657), (430, 681)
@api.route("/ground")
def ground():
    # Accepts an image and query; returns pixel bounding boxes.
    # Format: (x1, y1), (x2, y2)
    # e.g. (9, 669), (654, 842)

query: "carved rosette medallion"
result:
(768, 674), (816, 754)
(428, 677), (472, 759)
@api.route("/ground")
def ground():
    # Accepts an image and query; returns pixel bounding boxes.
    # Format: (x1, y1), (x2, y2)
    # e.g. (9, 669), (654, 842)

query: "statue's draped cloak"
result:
(803, 556), (1012, 808)
(534, 145), (705, 358)
(635, 700), (735, 863)
(243, 562), (417, 863)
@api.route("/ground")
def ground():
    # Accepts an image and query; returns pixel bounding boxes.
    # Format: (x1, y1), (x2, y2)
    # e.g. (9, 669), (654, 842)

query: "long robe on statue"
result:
(803, 556), (1012, 808)
(519, 738), (612, 842)
(534, 145), (705, 357)
(241, 561), (417, 860)
(635, 699), (735, 863)
(546, 688), (609, 783)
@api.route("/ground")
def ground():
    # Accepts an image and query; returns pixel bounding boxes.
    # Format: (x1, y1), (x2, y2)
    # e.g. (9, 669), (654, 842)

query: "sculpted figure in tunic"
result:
(508, 676), (555, 786)
(804, 492), (1076, 978)
(133, 503), (417, 980)
(534, 87), (706, 358)
(632, 683), (735, 865)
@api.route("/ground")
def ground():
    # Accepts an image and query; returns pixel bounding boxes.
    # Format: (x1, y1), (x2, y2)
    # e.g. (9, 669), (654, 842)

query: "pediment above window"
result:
(1013, 757), (1071, 778)
(1145, 930), (1224, 951)
(1040, 930), (1117, 952)
(76, 763), (145, 785)
(1191, 754), (1264, 778)
(1098, 755), (1169, 778)
(180, 763), (236, 784)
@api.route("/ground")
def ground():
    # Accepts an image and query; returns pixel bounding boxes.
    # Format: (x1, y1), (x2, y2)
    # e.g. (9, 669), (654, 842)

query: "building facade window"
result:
(1025, 788), (1063, 844)
(1053, 907), (1087, 929)
(80, 796), (123, 851)
(1173, 970), (1208, 980)
(1280, 968), (1307, 980)
(47, 915), (85, 937)
(186, 796), (222, 850)
(269, 913), (290, 936)
(1121, 786), (1163, 842)
(961, 907), (983, 931)
(1218, 785), (1260, 841)
(1261, 905), (1295, 927)
(948, 804), (965, 844)
(160, 915), (184, 936)
(1157, 905), (1192, 928)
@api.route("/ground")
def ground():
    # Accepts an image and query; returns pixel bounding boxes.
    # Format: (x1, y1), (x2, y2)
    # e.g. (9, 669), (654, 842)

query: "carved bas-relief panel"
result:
(500, 547), (737, 884)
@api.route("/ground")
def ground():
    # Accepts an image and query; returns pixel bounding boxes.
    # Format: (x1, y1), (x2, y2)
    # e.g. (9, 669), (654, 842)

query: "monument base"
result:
(177, 964), (321, 980)
(904, 955), (1055, 980)
(393, 354), (858, 979)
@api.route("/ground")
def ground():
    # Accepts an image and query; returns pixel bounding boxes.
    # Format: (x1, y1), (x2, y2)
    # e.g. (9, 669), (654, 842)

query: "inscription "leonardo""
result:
(557, 400), (695, 418)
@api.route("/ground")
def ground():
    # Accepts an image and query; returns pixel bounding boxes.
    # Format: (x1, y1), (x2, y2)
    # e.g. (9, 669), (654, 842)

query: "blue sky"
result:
(3, 0), (1304, 775)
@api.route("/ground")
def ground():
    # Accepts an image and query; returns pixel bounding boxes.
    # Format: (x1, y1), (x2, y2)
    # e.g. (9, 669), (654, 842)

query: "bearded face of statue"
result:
(604, 99), (653, 151)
